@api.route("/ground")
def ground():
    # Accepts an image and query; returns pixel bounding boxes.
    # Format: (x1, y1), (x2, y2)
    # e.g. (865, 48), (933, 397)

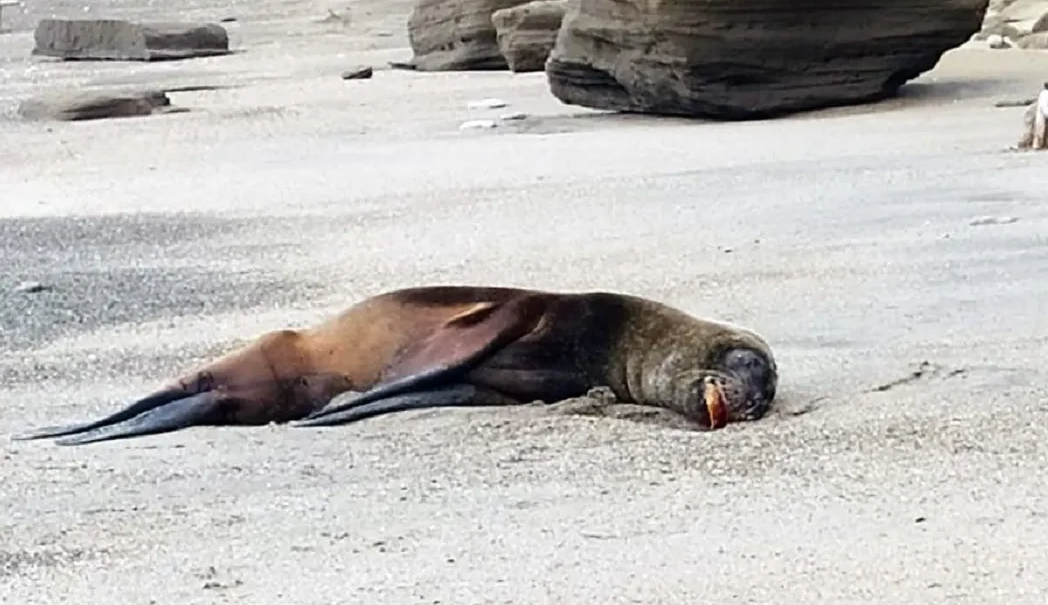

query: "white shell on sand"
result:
(458, 118), (499, 129)
(466, 97), (508, 109)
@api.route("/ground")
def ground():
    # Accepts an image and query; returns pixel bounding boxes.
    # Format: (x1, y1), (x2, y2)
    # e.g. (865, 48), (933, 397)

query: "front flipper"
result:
(53, 391), (222, 446)
(293, 383), (520, 427)
(11, 387), (188, 441)
(299, 295), (545, 423)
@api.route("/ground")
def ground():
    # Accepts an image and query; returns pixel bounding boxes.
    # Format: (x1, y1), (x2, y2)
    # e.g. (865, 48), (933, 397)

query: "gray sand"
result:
(3, 2), (1048, 603)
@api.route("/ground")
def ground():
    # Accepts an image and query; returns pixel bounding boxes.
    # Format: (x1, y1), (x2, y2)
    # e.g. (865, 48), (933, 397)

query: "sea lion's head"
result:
(683, 346), (777, 429)
(713, 347), (778, 425)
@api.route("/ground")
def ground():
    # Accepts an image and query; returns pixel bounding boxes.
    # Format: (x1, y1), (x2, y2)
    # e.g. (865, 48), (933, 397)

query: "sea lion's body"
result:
(13, 286), (778, 446)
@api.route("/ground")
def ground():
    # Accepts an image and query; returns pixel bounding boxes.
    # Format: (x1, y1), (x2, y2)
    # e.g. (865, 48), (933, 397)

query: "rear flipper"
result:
(53, 391), (222, 447)
(292, 383), (521, 428)
(11, 387), (188, 442)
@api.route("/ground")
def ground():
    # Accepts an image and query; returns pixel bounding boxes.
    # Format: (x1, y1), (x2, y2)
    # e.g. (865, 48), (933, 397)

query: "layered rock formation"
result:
(407, 0), (533, 70)
(546, 0), (990, 120)
(492, 0), (569, 73)
(976, 0), (1048, 45)
(33, 19), (231, 61)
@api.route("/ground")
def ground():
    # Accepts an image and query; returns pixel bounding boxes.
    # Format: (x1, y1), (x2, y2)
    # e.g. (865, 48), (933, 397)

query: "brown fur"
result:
(14, 286), (778, 445)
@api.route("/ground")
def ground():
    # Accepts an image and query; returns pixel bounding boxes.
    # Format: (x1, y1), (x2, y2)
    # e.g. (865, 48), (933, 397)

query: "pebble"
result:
(13, 281), (51, 293)
(341, 66), (373, 80)
(993, 98), (1035, 108)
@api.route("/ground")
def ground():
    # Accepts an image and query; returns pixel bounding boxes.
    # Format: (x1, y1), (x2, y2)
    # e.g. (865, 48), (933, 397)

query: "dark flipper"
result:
(293, 383), (519, 427)
(299, 295), (544, 423)
(53, 391), (222, 447)
(11, 387), (187, 441)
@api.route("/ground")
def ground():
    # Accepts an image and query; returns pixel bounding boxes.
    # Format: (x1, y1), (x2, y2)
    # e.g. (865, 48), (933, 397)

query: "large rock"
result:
(32, 19), (231, 61)
(492, 0), (569, 73)
(17, 89), (180, 121)
(546, 0), (990, 120)
(1033, 8), (1048, 31)
(407, 0), (532, 70)
(1016, 30), (1048, 46)
(976, 0), (1048, 38)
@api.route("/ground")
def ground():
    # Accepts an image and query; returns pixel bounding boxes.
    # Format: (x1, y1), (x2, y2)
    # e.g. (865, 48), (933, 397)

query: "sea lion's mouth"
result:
(702, 376), (729, 429)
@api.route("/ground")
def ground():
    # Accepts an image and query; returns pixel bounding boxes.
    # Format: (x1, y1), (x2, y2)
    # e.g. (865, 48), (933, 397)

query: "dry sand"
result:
(3, 1), (1048, 603)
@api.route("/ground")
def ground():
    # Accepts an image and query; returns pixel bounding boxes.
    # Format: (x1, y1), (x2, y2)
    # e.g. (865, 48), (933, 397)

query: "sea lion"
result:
(11, 286), (778, 446)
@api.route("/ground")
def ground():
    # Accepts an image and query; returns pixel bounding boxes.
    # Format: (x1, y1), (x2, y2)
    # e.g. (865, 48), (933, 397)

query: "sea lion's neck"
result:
(614, 305), (705, 406)
(625, 337), (700, 406)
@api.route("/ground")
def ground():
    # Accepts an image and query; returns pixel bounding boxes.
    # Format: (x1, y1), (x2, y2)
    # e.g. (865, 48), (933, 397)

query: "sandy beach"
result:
(2, 0), (1048, 603)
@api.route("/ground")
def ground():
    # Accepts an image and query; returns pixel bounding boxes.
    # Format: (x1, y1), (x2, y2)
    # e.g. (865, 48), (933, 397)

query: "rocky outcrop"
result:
(491, 0), (569, 73)
(32, 19), (231, 61)
(545, 0), (990, 120)
(1034, 9), (1048, 31)
(17, 89), (180, 121)
(975, 0), (1048, 46)
(407, 0), (533, 70)
(978, 0), (1048, 36)
(1016, 31), (1048, 46)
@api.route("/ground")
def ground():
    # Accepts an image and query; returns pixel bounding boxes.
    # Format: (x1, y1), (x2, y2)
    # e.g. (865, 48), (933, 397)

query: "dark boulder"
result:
(545, 0), (990, 120)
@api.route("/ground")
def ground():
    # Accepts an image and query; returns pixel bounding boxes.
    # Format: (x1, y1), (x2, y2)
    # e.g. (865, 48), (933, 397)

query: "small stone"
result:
(467, 98), (508, 109)
(994, 97), (1036, 108)
(969, 216), (1019, 226)
(341, 66), (374, 80)
(13, 281), (51, 293)
(459, 119), (499, 130)
(318, 8), (352, 25)
(986, 33), (1014, 49)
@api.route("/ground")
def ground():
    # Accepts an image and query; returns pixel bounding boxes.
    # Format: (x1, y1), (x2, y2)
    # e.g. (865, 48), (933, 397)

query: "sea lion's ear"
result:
(381, 298), (544, 383)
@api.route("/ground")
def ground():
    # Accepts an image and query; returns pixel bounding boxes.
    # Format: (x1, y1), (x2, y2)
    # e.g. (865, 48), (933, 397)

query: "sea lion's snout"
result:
(717, 347), (777, 422)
